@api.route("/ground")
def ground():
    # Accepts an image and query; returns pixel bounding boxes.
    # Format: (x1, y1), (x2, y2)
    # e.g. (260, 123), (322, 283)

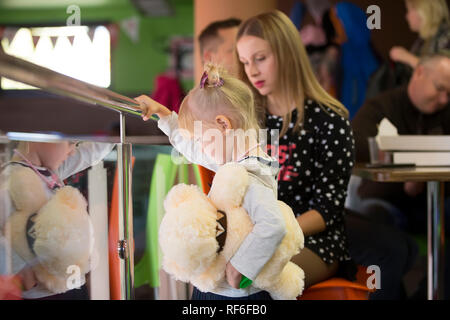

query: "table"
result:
(353, 164), (450, 300)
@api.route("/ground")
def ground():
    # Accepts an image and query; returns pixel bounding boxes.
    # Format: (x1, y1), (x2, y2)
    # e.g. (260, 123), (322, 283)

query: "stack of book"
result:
(378, 135), (450, 166)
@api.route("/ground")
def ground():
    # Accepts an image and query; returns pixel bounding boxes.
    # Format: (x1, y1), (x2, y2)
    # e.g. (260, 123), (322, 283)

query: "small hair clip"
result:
(200, 71), (209, 89)
(200, 71), (224, 89)
(215, 77), (224, 87)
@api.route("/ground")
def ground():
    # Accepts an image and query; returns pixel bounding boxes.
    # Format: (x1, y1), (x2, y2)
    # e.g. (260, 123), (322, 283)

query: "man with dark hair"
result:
(353, 53), (450, 164)
(198, 18), (241, 73)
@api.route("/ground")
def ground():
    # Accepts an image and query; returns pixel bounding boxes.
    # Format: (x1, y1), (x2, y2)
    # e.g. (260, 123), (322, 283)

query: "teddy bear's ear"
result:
(4, 210), (36, 263)
(209, 163), (249, 211)
(164, 183), (214, 212)
(8, 166), (47, 213)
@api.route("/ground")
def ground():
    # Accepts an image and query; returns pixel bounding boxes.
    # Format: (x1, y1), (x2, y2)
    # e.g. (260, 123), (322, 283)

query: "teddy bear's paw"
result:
(278, 200), (304, 253)
(191, 271), (222, 293)
(162, 259), (194, 283)
(191, 256), (226, 292)
(268, 262), (305, 300)
(34, 264), (86, 294)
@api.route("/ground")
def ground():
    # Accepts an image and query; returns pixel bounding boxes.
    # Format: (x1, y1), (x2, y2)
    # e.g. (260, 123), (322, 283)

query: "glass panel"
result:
(0, 132), (196, 300)
(0, 135), (116, 300)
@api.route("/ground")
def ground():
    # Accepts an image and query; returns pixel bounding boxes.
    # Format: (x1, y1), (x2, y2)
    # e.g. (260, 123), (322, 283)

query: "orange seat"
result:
(198, 165), (215, 194)
(298, 266), (372, 300)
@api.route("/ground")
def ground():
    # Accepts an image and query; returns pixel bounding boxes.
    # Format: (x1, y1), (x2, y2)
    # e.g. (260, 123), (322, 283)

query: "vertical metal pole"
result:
(117, 112), (135, 300)
(427, 181), (445, 300)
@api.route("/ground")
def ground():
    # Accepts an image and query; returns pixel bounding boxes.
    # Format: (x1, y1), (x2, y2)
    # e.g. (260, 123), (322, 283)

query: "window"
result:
(1, 25), (110, 89)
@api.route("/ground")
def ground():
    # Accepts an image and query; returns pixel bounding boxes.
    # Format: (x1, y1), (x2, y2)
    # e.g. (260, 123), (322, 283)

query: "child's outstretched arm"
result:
(57, 142), (116, 180)
(136, 95), (219, 172)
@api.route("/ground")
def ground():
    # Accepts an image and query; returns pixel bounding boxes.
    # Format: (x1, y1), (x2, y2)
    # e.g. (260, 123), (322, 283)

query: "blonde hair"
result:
(406, 0), (450, 39)
(236, 10), (349, 137)
(178, 63), (260, 135)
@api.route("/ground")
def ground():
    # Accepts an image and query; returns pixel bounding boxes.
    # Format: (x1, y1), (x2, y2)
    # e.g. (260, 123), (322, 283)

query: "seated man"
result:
(349, 52), (450, 299)
(351, 52), (450, 231)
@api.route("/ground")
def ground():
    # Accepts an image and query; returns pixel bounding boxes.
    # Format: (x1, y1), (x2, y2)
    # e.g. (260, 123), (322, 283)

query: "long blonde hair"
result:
(236, 10), (348, 137)
(178, 63), (260, 135)
(406, 0), (450, 39)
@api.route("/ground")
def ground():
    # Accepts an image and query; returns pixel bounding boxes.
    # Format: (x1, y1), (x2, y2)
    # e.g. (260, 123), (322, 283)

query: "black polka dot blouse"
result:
(265, 99), (355, 265)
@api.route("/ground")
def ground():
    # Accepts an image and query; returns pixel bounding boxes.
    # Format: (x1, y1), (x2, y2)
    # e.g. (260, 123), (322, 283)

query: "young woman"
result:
(235, 10), (356, 287)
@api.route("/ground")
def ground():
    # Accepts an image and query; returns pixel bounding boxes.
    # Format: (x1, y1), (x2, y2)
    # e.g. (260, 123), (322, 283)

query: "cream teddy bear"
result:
(4, 165), (94, 294)
(159, 163), (305, 300)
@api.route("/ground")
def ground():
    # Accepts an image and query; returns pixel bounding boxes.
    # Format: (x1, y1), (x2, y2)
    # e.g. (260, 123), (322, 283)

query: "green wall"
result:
(0, 0), (194, 94)
(112, 1), (194, 94)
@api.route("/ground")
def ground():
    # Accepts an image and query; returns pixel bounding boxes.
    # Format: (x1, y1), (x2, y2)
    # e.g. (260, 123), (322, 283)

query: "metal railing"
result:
(0, 50), (146, 119)
(0, 51), (156, 300)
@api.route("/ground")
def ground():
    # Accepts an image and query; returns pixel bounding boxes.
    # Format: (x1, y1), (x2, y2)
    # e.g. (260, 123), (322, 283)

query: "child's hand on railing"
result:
(135, 95), (171, 121)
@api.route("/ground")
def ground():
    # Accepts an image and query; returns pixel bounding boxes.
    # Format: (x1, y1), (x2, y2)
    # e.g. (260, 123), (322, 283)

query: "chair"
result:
(298, 266), (372, 300)
(197, 165), (215, 194)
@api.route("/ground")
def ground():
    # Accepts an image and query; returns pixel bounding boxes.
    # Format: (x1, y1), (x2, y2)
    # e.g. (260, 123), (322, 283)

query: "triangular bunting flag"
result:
(67, 35), (75, 46)
(120, 16), (140, 43)
(3, 28), (17, 43)
(50, 36), (58, 48)
(87, 27), (95, 42)
(32, 35), (40, 48)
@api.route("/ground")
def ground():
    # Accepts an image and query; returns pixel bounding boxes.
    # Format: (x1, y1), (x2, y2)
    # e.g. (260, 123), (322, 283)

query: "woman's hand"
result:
(134, 95), (171, 121)
(389, 46), (419, 68)
(296, 209), (326, 237)
(225, 262), (242, 289)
